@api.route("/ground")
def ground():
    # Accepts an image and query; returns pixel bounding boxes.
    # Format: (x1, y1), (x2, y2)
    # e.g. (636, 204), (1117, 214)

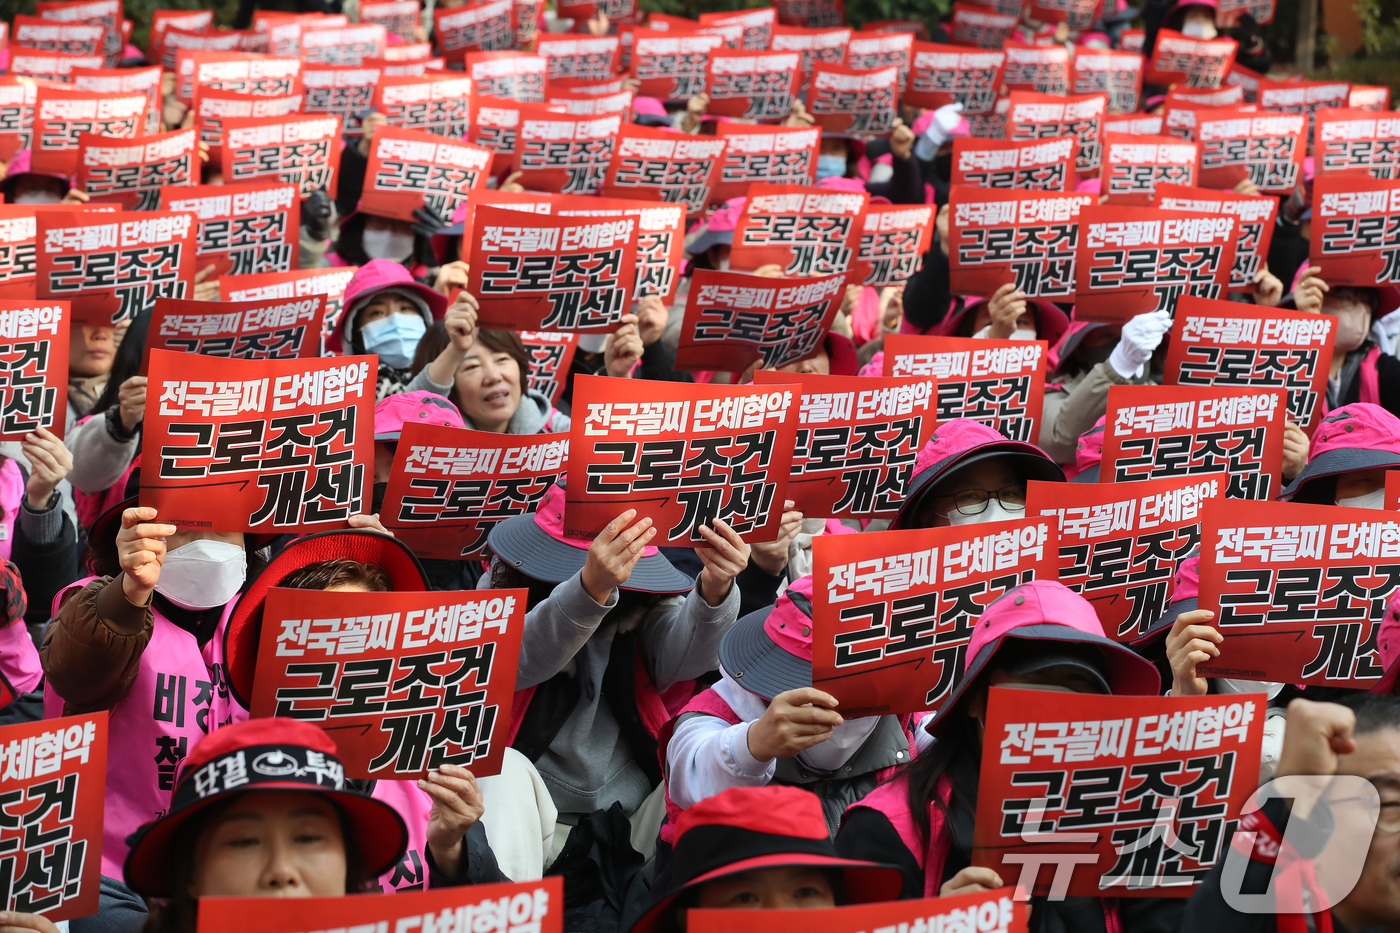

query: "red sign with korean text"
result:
(855, 203), (935, 288)
(433, 0), (514, 63)
(536, 34), (620, 83)
(220, 114), (341, 199)
(1311, 174), (1400, 288)
(381, 423), (568, 560)
(467, 51), (547, 104)
(811, 519), (1058, 714)
(883, 335), (1048, 443)
(1007, 91), (1107, 176)
(299, 23), (385, 65)
(753, 371), (937, 520)
(771, 25), (851, 91)
(1195, 108), (1305, 193)
(1002, 41), (1070, 95)
(1258, 78), (1350, 148)
(699, 8), (775, 50)
(36, 0), (119, 64)
(149, 9), (213, 65)
(675, 270), (845, 373)
(191, 89), (304, 164)
(973, 687), (1262, 897)
(0, 300), (69, 441)
(143, 296), (324, 370)
(361, 126), (492, 227)
(13, 16), (105, 59)
(71, 65), (162, 136)
(141, 350), (374, 533)
(1105, 114), (1164, 137)
(1101, 133), (1201, 206)
(521, 331), (578, 405)
(161, 183), (301, 281)
(601, 126), (726, 217)
(163, 30), (246, 74)
(1153, 183), (1277, 293)
(360, 0), (419, 41)
(950, 136), (1077, 192)
(0, 78), (42, 159)
(1147, 30), (1237, 88)
(903, 42), (1005, 114)
(711, 125), (821, 206)
(0, 207), (38, 300)
(222, 266), (358, 345)
(691, 892), (1026, 933)
(1167, 85), (1245, 110)
(565, 376), (799, 545)
(300, 64), (381, 136)
(31, 86), (145, 175)
(371, 74), (474, 138)
(1101, 384), (1285, 500)
(1350, 85), (1391, 110)
(704, 50), (801, 122)
(1028, 0), (1100, 26)
(845, 32), (913, 86)
(9, 50), (105, 82)
(949, 2), (1017, 49)
(0, 712), (106, 921)
(179, 52), (302, 105)
(511, 109), (621, 197)
(806, 63), (898, 136)
(730, 184), (868, 276)
(773, 0), (845, 28)
(76, 126), (196, 212)
(1070, 47), (1142, 114)
(629, 32), (724, 102)
(553, 195), (688, 306)
(1218, 0), (1274, 23)
(1315, 108), (1400, 180)
(948, 187), (1093, 301)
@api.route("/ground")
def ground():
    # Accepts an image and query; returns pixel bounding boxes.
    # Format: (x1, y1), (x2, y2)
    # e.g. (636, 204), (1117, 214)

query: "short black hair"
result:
(1335, 693), (1400, 736)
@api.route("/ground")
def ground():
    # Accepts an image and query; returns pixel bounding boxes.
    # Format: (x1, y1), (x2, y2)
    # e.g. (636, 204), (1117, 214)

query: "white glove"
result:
(914, 102), (965, 161)
(1107, 309), (1173, 378)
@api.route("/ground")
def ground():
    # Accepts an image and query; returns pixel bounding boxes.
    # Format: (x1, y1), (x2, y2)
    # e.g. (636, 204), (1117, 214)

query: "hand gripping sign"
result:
(1311, 174), (1400, 289)
(198, 878), (563, 933)
(1314, 108), (1400, 180)
(630, 33), (725, 101)
(675, 270), (846, 373)
(249, 586), (525, 779)
(601, 126), (727, 217)
(973, 687), (1263, 898)
(806, 63), (899, 136)
(1002, 41), (1071, 96)
(854, 202), (935, 288)
(1146, 30), (1238, 89)
(1072, 204), (1237, 324)
(729, 184), (869, 277)
(76, 126), (197, 212)
(0, 301), (69, 442)
(1195, 108), (1307, 193)
(948, 187), (1094, 301)
(704, 50), (802, 122)
(143, 296), (325, 369)
(360, 126), (493, 227)
(381, 423), (568, 560)
(1100, 134), (1202, 206)
(1163, 296), (1335, 429)
(220, 113), (341, 199)
(140, 350), (375, 534)
(752, 371), (937, 520)
(950, 136), (1079, 192)
(1027, 474), (1223, 642)
(883, 334), (1049, 444)
(1070, 48), (1143, 114)
(689, 890), (1028, 933)
(1196, 497), (1400, 689)
(31, 86), (146, 176)
(711, 125), (821, 206)
(36, 210), (196, 326)
(521, 332), (578, 405)
(565, 375), (800, 545)
(468, 207), (638, 335)
(1006, 91), (1108, 176)
(511, 108), (622, 197)
(811, 519), (1059, 715)
(371, 74), (474, 138)
(222, 266), (358, 348)
(0, 712), (107, 922)
(903, 42), (1005, 114)
(1100, 384), (1286, 501)
(1153, 183), (1277, 293)
(160, 182), (301, 280)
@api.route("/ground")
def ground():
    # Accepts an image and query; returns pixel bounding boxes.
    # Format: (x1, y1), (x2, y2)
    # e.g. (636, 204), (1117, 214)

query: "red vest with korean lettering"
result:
(371, 779), (434, 892)
(0, 457), (24, 561)
(46, 577), (246, 879)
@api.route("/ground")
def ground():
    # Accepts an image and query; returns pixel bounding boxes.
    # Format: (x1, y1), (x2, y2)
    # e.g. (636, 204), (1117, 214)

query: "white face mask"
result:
(796, 716), (881, 771)
(1336, 488), (1386, 510)
(155, 539), (247, 610)
(1215, 678), (1284, 700)
(1332, 305), (1372, 354)
(1181, 19), (1217, 39)
(946, 498), (1020, 526)
(362, 228), (415, 262)
(14, 191), (61, 205)
(973, 324), (1037, 340)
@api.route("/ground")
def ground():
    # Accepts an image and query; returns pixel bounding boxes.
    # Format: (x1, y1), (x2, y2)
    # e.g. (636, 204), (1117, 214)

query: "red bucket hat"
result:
(1373, 591), (1400, 695)
(718, 576), (815, 701)
(485, 478), (695, 594)
(922, 580), (1161, 740)
(373, 390), (465, 441)
(327, 259), (448, 355)
(223, 530), (430, 709)
(628, 786), (904, 933)
(888, 419), (1064, 530)
(123, 718), (408, 898)
(1280, 403), (1400, 503)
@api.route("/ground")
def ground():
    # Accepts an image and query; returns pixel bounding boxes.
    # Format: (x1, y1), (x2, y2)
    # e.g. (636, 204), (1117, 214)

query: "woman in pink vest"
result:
(836, 580), (1173, 933)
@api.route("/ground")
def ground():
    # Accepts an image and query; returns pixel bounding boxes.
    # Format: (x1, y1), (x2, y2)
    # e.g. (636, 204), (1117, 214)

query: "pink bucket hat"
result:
(1, 148), (71, 201)
(633, 95), (672, 127)
(1280, 403), (1400, 503)
(1070, 416), (1107, 483)
(685, 197), (745, 257)
(1372, 592), (1400, 694)
(1130, 550), (1202, 649)
(889, 419), (1064, 530)
(485, 478), (694, 593)
(373, 390), (465, 441)
(718, 575), (816, 700)
(328, 259), (448, 355)
(923, 580), (1161, 738)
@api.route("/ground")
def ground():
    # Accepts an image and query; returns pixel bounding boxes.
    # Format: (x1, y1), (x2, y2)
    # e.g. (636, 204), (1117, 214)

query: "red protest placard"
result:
(806, 63), (898, 136)
(845, 31), (912, 85)
(771, 25), (851, 91)
(1147, 30), (1237, 89)
(1153, 183), (1278, 293)
(692, 892), (1026, 933)
(1195, 108), (1305, 193)
(521, 331), (578, 404)
(1105, 114), (1165, 137)
(71, 65), (162, 135)
(163, 30), (246, 74)
(36, 210), (196, 326)
(973, 687), (1262, 897)
(360, 126), (492, 227)
(0, 207), (38, 300)
(1167, 84), (1245, 110)
(1312, 174), (1400, 289)
(1028, 474), (1222, 641)
(149, 9), (213, 64)
(553, 196), (688, 306)
(699, 7), (775, 49)
(381, 423), (568, 559)
(468, 207), (637, 334)
(160, 183), (301, 280)
(31, 86), (146, 176)
(1224, 61), (1261, 102)
(548, 90), (637, 119)
(1073, 204), (1237, 324)
(360, 0), (419, 41)
(711, 125), (821, 205)
(903, 42), (1004, 114)
(140, 350), (375, 533)
(565, 375), (799, 544)
(675, 270), (845, 373)
(1163, 296), (1335, 429)
(371, 73), (473, 138)
(1100, 134), (1201, 206)
(299, 23), (386, 64)
(36, 0), (119, 64)
(1350, 85), (1391, 110)
(950, 136), (1077, 192)
(221, 114), (341, 199)
(0, 712), (106, 921)
(882, 334), (1048, 443)
(811, 519), (1057, 714)
(300, 64), (381, 136)
(511, 109), (622, 197)
(752, 371), (937, 519)
(76, 126), (197, 212)
(9, 49), (106, 82)
(855, 202), (935, 288)
(250, 586), (524, 779)
(1070, 47), (1142, 114)
(198, 878), (563, 933)
(433, 0), (514, 63)
(948, 187), (1092, 300)
(536, 34), (620, 83)
(1258, 78), (1351, 147)
(1101, 384), (1285, 500)
(774, 0), (846, 28)
(1007, 91), (1107, 176)
(948, 2), (1017, 48)
(729, 184), (868, 276)
(143, 296), (324, 370)
(600, 126), (726, 217)
(704, 50), (801, 122)
(629, 32), (724, 102)
(1196, 497), (1396, 688)
(1315, 108), (1400, 180)
(1002, 41), (1070, 95)
(180, 52), (302, 104)
(223, 266), (358, 346)
(1218, 0), (1274, 24)
(190, 89), (304, 164)
(0, 78), (43, 159)
(1028, 0), (1100, 27)
(0, 301), (69, 441)
(13, 16), (105, 59)
(467, 50), (548, 103)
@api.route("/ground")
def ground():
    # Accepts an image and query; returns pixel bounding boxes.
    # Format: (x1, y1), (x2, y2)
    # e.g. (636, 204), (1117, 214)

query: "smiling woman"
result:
(412, 322), (571, 435)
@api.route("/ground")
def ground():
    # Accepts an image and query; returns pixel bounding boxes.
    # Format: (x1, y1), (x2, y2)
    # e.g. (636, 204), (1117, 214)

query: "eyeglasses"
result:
(934, 486), (1029, 517)
(1326, 793), (1400, 833)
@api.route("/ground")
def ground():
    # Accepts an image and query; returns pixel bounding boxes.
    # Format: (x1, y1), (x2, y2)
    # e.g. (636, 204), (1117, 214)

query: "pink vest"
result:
(46, 577), (246, 879)
(371, 779), (434, 891)
(0, 610), (41, 708)
(0, 457), (24, 561)
(70, 415), (139, 531)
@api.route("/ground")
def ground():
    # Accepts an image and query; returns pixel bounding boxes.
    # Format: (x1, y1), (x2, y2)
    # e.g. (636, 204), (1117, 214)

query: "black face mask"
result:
(933, 153), (953, 181)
